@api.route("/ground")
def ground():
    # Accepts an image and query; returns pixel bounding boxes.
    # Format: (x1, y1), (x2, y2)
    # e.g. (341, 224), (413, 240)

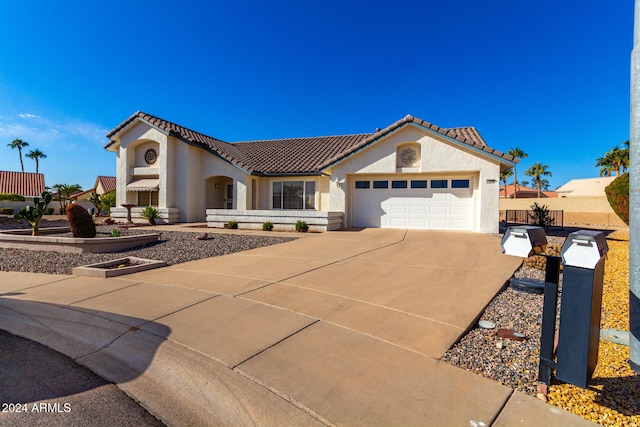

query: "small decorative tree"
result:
(13, 191), (52, 236)
(88, 192), (102, 216)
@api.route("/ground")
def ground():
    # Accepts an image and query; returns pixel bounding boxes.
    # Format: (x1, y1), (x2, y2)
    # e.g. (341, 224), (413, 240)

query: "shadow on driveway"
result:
(0, 298), (171, 425)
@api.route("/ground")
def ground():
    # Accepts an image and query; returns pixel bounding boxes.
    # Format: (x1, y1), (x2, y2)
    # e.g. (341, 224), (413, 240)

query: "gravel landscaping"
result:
(443, 227), (638, 427)
(0, 217), (295, 275)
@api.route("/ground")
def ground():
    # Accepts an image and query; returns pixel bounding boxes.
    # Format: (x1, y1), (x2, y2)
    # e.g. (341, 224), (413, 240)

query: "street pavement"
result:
(0, 329), (163, 426)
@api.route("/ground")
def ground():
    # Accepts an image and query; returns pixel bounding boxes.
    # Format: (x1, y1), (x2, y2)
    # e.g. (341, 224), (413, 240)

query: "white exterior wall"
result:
(329, 125), (502, 233)
(114, 122), (167, 207)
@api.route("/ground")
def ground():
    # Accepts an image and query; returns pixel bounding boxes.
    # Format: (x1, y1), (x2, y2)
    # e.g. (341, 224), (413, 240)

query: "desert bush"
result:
(605, 173), (629, 225)
(0, 207), (14, 215)
(262, 222), (274, 231)
(0, 193), (25, 202)
(101, 191), (116, 214)
(296, 220), (309, 232)
(528, 203), (555, 227)
(45, 207), (54, 215)
(226, 221), (238, 229)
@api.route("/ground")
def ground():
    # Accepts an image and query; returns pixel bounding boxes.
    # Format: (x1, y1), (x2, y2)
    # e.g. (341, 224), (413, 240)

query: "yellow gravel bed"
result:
(548, 231), (639, 426)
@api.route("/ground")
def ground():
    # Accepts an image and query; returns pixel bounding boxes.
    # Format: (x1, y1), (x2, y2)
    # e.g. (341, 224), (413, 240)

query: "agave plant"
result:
(141, 206), (161, 225)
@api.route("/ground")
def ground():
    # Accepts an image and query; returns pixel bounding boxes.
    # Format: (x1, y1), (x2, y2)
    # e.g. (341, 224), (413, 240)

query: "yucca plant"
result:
(141, 206), (161, 225)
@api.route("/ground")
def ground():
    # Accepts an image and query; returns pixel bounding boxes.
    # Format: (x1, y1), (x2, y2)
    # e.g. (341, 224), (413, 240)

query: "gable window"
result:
(272, 181), (316, 210)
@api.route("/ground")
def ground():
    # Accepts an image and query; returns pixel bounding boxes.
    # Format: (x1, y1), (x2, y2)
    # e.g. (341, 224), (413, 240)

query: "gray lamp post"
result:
(630, 0), (639, 374)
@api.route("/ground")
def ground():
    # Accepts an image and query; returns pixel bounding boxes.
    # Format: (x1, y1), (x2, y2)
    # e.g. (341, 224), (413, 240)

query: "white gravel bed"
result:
(0, 224), (296, 275)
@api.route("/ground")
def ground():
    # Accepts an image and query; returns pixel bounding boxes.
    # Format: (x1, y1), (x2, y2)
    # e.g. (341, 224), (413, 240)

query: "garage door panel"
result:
(352, 177), (473, 230)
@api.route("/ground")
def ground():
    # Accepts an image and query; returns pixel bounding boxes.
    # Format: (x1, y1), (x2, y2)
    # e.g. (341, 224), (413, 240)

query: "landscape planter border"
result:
(72, 257), (167, 278)
(0, 229), (162, 253)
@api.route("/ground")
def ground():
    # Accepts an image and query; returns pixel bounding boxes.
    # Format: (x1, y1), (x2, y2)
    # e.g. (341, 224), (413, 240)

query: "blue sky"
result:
(0, 1), (633, 191)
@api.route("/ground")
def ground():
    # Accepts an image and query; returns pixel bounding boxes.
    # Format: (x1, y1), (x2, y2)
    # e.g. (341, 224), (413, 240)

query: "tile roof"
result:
(0, 171), (45, 197)
(106, 112), (516, 175)
(499, 185), (558, 198)
(96, 176), (117, 194)
(555, 177), (616, 197)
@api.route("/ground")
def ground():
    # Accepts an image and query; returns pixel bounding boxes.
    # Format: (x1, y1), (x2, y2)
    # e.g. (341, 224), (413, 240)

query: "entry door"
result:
(225, 184), (233, 209)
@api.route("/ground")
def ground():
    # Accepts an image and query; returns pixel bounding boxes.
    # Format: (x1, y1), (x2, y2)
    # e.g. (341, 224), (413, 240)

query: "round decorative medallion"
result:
(398, 147), (418, 167)
(144, 148), (158, 165)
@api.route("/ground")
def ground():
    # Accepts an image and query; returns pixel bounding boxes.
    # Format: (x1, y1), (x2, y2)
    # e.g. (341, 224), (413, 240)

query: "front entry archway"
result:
(205, 176), (233, 209)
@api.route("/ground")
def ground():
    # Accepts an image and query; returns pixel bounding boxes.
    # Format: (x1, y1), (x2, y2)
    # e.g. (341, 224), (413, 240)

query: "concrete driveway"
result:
(2, 229), (594, 426)
(128, 228), (521, 359)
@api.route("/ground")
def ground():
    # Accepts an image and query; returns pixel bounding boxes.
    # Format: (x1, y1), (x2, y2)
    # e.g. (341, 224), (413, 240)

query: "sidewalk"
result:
(0, 229), (596, 426)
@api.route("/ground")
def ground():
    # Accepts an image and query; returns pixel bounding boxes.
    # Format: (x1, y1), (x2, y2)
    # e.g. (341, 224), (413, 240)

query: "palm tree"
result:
(26, 149), (47, 174)
(500, 169), (513, 198)
(507, 147), (528, 198)
(7, 138), (30, 172)
(524, 163), (552, 198)
(520, 180), (530, 188)
(52, 183), (83, 212)
(596, 145), (629, 176)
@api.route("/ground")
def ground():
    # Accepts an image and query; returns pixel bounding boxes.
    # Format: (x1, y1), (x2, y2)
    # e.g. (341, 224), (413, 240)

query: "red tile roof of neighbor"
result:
(499, 185), (558, 198)
(0, 171), (45, 197)
(106, 112), (516, 175)
(96, 176), (116, 194)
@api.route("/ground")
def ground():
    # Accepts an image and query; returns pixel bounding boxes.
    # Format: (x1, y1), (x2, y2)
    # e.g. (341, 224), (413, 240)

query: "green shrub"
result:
(0, 193), (25, 202)
(226, 221), (238, 229)
(262, 222), (274, 231)
(0, 207), (14, 215)
(528, 203), (555, 227)
(605, 173), (629, 225)
(45, 207), (54, 215)
(101, 191), (116, 214)
(110, 229), (122, 238)
(141, 206), (161, 225)
(296, 220), (309, 232)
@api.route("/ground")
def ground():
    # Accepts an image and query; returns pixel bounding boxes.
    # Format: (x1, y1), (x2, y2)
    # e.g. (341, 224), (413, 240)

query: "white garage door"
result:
(352, 177), (473, 230)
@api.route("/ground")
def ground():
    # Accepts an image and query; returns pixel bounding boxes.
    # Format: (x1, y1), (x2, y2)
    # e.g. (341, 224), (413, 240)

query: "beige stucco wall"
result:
(500, 196), (626, 227)
(329, 125), (503, 233)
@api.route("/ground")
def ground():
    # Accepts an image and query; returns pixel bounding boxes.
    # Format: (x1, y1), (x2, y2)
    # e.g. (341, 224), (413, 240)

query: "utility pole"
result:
(630, 0), (640, 374)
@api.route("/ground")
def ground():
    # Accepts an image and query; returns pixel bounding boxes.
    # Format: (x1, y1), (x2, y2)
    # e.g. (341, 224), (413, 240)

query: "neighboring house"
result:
(71, 176), (117, 201)
(105, 112), (516, 233)
(556, 177), (616, 198)
(0, 171), (45, 199)
(499, 185), (558, 199)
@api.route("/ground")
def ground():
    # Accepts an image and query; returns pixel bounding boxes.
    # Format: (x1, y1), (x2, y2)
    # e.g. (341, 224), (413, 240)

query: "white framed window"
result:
(272, 181), (316, 209)
(138, 191), (158, 207)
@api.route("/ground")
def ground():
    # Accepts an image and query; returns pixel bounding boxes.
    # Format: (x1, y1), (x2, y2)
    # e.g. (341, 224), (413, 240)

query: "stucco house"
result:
(105, 112), (516, 233)
(556, 177), (616, 198)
